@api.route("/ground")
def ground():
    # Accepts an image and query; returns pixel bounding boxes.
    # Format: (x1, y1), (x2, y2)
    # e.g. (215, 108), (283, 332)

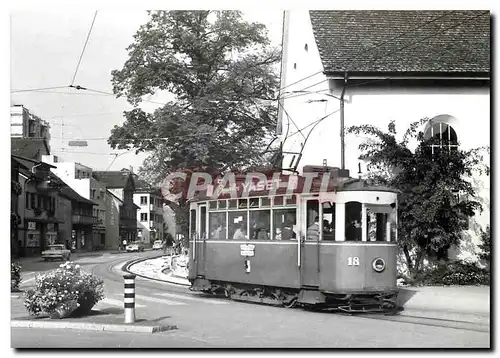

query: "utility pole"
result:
(340, 73), (348, 170)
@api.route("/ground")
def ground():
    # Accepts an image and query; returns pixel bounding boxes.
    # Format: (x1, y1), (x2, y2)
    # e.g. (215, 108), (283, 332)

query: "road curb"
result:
(11, 319), (177, 334)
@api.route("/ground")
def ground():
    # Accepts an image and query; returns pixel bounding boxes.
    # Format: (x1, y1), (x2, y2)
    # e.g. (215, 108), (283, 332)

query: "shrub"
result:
(401, 260), (490, 286)
(24, 261), (104, 318)
(11, 262), (22, 291)
(478, 226), (491, 270)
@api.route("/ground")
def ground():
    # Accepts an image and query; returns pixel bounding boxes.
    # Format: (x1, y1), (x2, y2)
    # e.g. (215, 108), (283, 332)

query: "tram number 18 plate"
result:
(347, 257), (360, 266)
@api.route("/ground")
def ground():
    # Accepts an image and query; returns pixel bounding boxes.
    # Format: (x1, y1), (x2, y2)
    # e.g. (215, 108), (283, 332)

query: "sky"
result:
(10, 9), (284, 172)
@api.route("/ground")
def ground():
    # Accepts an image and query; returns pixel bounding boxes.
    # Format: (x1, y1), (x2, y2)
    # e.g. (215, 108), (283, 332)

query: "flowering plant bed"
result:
(24, 262), (104, 319)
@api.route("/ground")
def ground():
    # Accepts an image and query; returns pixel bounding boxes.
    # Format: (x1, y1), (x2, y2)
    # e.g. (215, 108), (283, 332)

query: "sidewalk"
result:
(10, 284), (176, 333)
(398, 285), (490, 314)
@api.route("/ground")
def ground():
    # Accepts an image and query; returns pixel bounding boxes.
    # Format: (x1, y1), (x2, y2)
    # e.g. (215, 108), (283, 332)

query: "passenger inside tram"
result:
(232, 222), (247, 240)
(281, 219), (296, 240)
(306, 216), (320, 240)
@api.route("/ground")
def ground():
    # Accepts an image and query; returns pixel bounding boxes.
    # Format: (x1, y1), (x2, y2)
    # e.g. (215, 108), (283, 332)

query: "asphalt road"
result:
(12, 251), (491, 349)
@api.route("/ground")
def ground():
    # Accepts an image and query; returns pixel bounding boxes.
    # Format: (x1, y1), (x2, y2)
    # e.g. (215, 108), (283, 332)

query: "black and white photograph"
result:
(8, 6), (491, 350)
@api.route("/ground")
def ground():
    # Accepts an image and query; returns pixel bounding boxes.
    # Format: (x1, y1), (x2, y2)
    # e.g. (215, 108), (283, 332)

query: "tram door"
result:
(300, 198), (321, 287)
(198, 204), (208, 275)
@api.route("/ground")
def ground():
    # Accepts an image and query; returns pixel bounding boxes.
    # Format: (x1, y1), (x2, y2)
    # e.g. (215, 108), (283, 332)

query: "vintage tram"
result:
(187, 166), (401, 313)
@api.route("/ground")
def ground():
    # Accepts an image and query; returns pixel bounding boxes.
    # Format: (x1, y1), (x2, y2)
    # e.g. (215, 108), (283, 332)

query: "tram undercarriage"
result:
(190, 277), (403, 314)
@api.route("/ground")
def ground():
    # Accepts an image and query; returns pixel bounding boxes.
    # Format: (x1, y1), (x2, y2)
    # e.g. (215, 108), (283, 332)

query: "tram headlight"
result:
(372, 258), (386, 272)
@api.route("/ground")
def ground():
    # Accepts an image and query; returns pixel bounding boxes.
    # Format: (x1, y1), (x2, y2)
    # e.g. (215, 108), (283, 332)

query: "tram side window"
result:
(209, 212), (227, 240)
(306, 200), (320, 240)
(322, 202), (335, 241)
(366, 204), (396, 242)
(190, 209), (197, 240)
(200, 206), (207, 240)
(250, 210), (270, 240)
(228, 211), (248, 240)
(345, 201), (362, 241)
(367, 209), (387, 242)
(273, 209), (297, 240)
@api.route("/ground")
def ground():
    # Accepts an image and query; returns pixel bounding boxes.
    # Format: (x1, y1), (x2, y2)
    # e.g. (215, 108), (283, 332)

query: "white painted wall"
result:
(280, 11), (490, 261)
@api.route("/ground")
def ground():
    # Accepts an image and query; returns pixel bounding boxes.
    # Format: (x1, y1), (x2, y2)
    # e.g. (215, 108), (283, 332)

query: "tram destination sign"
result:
(240, 244), (255, 257)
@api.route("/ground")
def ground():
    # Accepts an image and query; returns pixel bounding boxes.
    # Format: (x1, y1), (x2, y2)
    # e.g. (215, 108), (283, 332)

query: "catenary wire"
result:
(10, 86), (70, 93)
(70, 11), (98, 86)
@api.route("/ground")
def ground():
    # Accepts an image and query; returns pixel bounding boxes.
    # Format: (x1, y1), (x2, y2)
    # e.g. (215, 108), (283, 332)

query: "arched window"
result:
(424, 115), (459, 155)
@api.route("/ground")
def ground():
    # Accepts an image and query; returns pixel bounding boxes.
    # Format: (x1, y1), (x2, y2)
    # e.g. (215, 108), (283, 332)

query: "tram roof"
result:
(189, 173), (399, 202)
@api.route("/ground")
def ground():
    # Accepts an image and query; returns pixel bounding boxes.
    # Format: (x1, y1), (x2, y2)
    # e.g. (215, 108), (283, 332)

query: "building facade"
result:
(42, 155), (108, 249)
(93, 169), (139, 244)
(11, 105), (51, 161)
(133, 186), (165, 244)
(278, 10), (490, 261)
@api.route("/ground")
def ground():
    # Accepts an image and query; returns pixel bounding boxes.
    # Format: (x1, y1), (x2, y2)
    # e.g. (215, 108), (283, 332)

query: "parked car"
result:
(126, 241), (145, 252)
(152, 240), (163, 250)
(42, 244), (71, 261)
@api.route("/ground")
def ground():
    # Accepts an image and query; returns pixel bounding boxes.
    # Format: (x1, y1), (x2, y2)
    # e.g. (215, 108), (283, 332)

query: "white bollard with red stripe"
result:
(123, 274), (136, 324)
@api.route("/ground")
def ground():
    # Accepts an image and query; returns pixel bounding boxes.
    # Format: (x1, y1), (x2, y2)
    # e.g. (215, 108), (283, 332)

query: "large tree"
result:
(347, 119), (489, 276)
(109, 11), (281, 183)
(109, 11), (282, 238)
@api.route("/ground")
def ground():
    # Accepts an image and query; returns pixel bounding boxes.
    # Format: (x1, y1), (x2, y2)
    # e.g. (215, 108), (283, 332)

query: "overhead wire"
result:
(11, 86), (69, 93)
(70, 11), (98, 86)
(277, 101), (305, 140)
(279, 11), (488, 151)
(275, 13), (456, 103)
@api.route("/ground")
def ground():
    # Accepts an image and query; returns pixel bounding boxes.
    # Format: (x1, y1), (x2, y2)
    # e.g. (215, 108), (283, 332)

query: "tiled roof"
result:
(309, 10), (490, 74)
(133, 175), (161, 194)
(11, 138), (50, 161)
(92, 169), (134, 189)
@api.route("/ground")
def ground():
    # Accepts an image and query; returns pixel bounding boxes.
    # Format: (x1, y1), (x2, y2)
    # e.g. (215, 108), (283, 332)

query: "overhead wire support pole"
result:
(340, 73), (348, 170)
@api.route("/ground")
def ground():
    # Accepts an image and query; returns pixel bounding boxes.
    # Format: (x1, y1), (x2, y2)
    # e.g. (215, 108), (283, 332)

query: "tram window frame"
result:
(322, 201), (335, 241)
(261, 197), (271, 207)
(345, 201), (362, 242)
(200, 205), (207, 240)
(209, 211), (227, 240)
(228, 211), (248, 240)
(249, 198), (259, 208)
(190, 209), (197, 241)
(366, 204), (396, 242)
(238, 199), (248, 209)
(274, 196), (284, 206)
(249, 210), (271, 240)
(285, 195), (297, 205)
(306, 200), (320, 241)
(273, 208), (297, 240)
(218, 200), (227, 209)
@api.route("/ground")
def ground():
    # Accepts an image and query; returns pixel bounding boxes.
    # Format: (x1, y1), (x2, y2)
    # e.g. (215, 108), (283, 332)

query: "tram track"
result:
(94, 254), (490, 334)
(349, 311), (490, 333)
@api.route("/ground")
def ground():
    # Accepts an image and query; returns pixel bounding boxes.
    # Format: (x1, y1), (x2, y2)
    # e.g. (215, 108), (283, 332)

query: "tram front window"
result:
(366, 204), (396, 242)
(345, 201), (362, 241)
